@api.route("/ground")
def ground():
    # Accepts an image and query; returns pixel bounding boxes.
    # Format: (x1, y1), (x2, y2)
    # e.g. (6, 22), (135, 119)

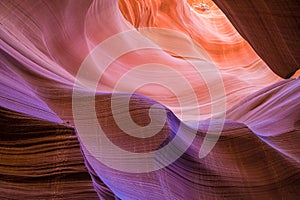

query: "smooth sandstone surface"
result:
(1, 0), (299, 199)
(213, 0), (300, 78)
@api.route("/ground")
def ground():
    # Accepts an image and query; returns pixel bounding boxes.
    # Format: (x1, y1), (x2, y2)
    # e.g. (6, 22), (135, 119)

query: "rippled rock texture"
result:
(1, 0), (299, 199)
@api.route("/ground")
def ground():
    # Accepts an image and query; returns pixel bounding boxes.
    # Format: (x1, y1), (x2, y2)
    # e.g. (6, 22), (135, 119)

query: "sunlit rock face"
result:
(213, 0), (300, 79)
(0, 0), (299, 199)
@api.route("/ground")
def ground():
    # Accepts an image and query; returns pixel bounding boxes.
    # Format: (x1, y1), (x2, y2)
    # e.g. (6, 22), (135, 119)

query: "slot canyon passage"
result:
(0, 0), (300, 199)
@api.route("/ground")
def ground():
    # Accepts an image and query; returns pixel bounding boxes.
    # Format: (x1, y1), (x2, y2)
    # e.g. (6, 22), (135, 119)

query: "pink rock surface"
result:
(1, 0), (299, 199)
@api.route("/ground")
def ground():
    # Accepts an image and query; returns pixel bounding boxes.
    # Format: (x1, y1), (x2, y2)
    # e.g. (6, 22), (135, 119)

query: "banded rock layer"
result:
(1, 0), (299, 199)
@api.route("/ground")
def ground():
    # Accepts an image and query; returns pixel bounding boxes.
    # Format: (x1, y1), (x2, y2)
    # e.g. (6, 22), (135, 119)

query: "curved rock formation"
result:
(1, 0), (299, 199)
(213, 0), (300, 78)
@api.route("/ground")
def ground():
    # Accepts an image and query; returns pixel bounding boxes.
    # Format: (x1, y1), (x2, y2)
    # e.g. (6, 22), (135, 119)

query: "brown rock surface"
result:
(213, 0), (300, 78)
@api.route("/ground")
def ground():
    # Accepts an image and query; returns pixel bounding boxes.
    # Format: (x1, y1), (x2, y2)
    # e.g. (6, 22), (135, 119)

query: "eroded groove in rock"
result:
(0, 107), (100, 199)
